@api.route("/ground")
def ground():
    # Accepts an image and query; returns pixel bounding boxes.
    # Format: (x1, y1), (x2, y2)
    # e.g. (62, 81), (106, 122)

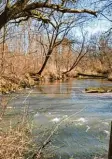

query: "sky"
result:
(85, 19), (111, 35)
(72, 14), (112, 40)
(75, 0), (112, 36)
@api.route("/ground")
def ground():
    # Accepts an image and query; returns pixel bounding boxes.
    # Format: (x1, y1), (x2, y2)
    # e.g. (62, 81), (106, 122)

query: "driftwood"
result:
(77, 73), (107, 79)
(85, 87), (112, 93)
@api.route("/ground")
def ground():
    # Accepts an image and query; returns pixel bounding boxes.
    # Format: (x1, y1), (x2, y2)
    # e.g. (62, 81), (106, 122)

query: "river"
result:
(2, 79), (112, 159)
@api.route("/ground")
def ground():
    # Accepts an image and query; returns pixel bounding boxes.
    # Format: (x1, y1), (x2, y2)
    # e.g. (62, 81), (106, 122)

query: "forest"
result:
(0, 0), (111, 93)
(0, 0), (112, 159)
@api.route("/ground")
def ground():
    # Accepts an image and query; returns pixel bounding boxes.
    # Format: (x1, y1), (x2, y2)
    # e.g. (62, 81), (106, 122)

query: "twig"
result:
(22, 90), (33, 104)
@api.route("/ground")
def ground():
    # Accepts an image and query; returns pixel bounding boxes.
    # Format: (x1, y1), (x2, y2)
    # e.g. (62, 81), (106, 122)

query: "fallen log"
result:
(77, 73), (107, 79)
(85, 87), (112, 93)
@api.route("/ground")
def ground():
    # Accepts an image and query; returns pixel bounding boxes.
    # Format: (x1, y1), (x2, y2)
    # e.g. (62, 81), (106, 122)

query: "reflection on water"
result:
(1, 79), (112, 159)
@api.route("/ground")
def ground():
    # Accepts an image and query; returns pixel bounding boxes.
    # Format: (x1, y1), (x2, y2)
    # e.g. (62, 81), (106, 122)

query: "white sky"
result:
(85, 20), (111, 35)
(74, 16), (112, 39)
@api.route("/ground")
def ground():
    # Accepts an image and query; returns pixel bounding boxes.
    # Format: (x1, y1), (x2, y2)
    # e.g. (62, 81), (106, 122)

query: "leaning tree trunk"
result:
(37, 49), (52, 75)
(0, 11), (8, 30)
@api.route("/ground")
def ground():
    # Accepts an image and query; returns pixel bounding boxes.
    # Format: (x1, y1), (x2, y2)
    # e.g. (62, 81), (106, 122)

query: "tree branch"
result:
(24, 2), (97, 16)
(0, 1), (97, 30)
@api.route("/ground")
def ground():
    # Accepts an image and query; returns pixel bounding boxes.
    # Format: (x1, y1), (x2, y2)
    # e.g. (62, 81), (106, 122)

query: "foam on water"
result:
(75, 117), (87, 123)
(102, 122), (109, 126)
(34, 112), (40, 117)
(103, 130), (110, 137)
(51, 117), (60, 123)
(75, 123), (83, 126)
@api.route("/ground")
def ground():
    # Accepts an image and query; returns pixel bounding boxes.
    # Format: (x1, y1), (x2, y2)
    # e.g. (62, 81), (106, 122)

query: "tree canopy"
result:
(0, 0), (97, 30)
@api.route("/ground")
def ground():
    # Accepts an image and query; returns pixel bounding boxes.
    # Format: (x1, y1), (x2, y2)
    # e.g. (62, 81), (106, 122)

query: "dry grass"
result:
(0, 116), (36, 159)
(0, 52), (41, 77)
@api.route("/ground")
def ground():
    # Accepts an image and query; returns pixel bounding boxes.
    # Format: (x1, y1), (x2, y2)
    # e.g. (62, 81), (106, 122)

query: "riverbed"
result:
(1, 79), (112, 159)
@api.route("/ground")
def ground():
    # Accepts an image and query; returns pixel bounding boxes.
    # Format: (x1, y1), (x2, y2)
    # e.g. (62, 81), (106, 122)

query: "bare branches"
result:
(37, 12), (76, 75)
(0, 0), (97, 30)
(62, 29), (89, 74)
(100, 12), (112, 22)
(24, 2), (97, 16)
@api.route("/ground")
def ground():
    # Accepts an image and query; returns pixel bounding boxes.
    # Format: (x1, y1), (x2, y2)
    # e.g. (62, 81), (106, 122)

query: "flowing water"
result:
(2, 79), (112, 159)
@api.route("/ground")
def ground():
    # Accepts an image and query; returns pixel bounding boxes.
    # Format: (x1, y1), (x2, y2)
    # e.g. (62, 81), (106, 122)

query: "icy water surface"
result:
(3, 79), (112, 159)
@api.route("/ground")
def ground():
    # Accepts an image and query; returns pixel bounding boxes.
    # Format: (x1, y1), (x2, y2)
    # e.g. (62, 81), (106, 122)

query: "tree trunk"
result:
(0, 11), (8, 30)
(108, 121), (112, 159)
(37, 49), (52, 75)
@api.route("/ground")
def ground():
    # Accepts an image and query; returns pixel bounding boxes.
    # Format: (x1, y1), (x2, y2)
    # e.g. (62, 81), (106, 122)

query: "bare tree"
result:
(62, 29), (90, 74)
(32, 13), (77, 76)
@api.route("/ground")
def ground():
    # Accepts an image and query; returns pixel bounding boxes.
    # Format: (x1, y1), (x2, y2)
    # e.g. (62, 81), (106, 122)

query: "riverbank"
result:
(0, 73), (62, 94)
(0, 71), (112, 94)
